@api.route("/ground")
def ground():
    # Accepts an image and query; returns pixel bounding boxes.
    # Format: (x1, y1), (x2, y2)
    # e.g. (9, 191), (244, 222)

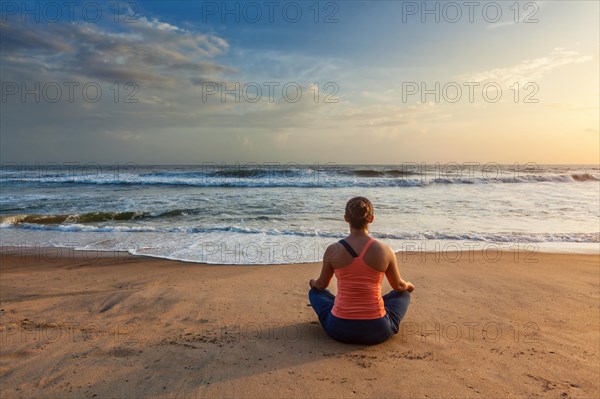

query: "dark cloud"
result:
(0, 21), (73, 52)
(0, 17), (234, 86)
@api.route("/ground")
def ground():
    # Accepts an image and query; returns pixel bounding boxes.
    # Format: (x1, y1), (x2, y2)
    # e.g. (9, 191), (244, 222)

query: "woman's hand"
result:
(309, 279), (318, 289)
(405, 281), (415, 293)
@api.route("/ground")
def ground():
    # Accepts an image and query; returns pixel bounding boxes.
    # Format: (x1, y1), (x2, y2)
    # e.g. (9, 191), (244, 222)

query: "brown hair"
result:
(345, 196), (374, 229)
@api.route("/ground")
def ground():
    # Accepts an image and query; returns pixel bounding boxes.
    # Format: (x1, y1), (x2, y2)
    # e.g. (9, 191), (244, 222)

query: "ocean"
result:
(1, 163), (598, 264)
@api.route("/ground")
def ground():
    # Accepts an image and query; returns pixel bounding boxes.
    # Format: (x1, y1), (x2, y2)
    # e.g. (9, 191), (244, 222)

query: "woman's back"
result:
(331, 237), (387, 320)
(328, 236), (389, 271)
(308, 196), (413, 344)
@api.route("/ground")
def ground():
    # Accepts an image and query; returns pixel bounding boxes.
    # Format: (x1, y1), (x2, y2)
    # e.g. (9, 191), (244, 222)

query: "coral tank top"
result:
(331, 238), (386, 319)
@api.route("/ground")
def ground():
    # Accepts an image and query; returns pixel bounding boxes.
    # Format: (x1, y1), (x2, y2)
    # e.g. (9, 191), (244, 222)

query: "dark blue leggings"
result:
(308, 288), (410, 345)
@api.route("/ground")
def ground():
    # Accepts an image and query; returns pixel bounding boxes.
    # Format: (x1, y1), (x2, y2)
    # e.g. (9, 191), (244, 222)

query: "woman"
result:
(308, 196), (414, 345)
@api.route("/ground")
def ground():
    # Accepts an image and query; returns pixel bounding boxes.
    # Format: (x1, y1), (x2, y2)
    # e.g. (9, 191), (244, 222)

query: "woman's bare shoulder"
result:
(371, 239), (395, 258)
(323, 242), (343, 261)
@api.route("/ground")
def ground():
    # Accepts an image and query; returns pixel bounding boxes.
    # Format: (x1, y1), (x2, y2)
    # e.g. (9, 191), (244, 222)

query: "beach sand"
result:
(0, 247), (598, 398)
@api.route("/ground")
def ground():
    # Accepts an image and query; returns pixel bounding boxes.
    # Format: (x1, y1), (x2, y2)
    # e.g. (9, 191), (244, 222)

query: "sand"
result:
(0, 246), (598, 398)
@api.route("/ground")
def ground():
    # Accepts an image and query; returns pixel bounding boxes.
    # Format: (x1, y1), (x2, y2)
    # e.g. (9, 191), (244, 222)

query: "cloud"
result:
(102, 129), (144, 142)
(0, 16), (234, 87)
(0, 21), (73, 52)
(457, 48), (593, 85)
(3, 6), (409, 163)
(486, 1), (545, 30)
(230, 48), (348, 83)
(328, 102), (452, 139)
(274, 130), (292, 146)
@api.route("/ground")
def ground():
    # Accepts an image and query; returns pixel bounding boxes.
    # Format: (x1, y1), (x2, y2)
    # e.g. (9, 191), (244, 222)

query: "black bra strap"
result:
(338, 239), (358, 258)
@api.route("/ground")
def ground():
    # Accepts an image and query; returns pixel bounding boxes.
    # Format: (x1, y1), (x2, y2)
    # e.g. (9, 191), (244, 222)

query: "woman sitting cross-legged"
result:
(308, 196), (414, 345)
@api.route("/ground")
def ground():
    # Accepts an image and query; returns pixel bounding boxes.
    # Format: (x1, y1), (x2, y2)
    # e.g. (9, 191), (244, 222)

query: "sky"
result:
(0, 0), (598, 164)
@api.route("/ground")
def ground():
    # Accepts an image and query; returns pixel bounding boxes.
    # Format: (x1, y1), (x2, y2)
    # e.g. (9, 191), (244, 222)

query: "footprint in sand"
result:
(107, 347), (139, 358)
(98, 292), (131, 313)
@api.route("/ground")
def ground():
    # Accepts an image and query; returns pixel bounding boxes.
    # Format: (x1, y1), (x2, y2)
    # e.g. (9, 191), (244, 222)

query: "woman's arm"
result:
(309, 244), (335, 290)
(384, 246), (415, 292)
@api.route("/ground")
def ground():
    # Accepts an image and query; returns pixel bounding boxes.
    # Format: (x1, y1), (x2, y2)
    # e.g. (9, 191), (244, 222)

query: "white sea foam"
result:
(1, 164), (598, 264)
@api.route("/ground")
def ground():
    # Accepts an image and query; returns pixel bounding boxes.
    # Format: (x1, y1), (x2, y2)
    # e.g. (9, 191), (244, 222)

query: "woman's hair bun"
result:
(345, 197), (374, 229)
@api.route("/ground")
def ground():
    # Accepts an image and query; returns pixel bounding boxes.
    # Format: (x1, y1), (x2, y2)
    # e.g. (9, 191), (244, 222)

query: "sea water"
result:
(1, 163), (598, 264)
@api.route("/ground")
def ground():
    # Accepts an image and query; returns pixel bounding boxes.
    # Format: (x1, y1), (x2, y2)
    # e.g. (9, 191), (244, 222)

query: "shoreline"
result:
(1, 243), (598, 267)
(1, 247), (599, 398)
